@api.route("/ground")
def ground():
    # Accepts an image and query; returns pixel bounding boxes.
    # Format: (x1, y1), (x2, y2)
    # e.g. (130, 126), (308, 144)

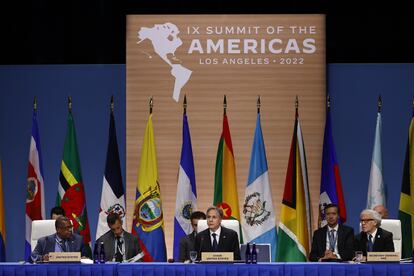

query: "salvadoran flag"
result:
(25, 110), (45, 261)
(241, 113), (277, 261)
(173, 113), (197, 261)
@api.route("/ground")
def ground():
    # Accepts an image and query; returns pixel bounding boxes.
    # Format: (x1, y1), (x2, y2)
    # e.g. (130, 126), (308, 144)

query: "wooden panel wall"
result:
(126, 15), (325, 258)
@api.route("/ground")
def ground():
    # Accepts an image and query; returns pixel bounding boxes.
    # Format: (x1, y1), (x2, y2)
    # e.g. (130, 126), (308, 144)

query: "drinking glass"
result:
(189, 251), (197, 263)
(354, 251), (363, 263)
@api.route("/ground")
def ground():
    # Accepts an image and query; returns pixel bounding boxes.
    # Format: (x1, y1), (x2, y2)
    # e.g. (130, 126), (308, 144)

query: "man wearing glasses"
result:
(31, 216), (85, 262)
(354, 209), (394, 259)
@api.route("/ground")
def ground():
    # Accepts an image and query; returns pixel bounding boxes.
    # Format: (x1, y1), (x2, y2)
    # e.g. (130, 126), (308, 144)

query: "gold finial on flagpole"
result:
(223, 95), (227, 115)
(33, 96), (38, 113)
(68, 96), (72, 113)
(295, 95), (299, 111)
(110, 95), (114, 113)
(149, 96), (153, 114)
(257, 95), (261, 114)
(377, 95), (382, 113)
(183, 94), (187, 115)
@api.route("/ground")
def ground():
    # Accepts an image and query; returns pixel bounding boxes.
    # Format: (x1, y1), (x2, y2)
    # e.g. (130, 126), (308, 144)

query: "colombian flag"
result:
(131, 113), (167, 262)
(276, 105), (312, 262)
(214, 108), (241, 237)
(0, 160), (5, 261)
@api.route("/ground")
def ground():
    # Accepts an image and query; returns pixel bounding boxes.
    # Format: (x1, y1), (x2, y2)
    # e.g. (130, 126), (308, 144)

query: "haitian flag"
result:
(25, 110), (45, 261)
(56, 111), (92, 258)
(131, 113), (167, 262)
(318, 108), (346, 227)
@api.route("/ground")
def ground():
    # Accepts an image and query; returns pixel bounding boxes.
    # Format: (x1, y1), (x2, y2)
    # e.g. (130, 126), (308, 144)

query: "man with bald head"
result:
(31, 216), (86, 262)
(373, 204), (389, 219)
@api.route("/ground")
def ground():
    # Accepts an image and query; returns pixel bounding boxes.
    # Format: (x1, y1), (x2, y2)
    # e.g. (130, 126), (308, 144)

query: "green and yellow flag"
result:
(276, 107), (312, 262)
(214, 110), (241, 233)
(398, 113), (414, 258)
(56, 112), (92, 257)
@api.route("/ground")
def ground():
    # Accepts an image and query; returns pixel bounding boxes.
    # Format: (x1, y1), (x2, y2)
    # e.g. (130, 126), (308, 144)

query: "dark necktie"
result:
(212, 233), (218, 251)
(115, 236), (123, 262)
(367, 234), (374, 252)
(328, 230), (336, 251)
(61, 240), (68, 252)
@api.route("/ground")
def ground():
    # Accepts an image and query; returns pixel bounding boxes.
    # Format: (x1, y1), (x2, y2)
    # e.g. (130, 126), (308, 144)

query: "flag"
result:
(56, 112), (92, 258)
(367, 112), (386, 209)
(0, 160), (5, 261)
(318, 108), (346, 227)
(25, 110), (45, 261)
(214, 112), (241, 239)
(131, 113), (167, 262)
(276, 108), (312, 262)
(398, 113), (414, 258)
(96, 110), (126, 240)
(241, 113), (277, 261)
(173, 113), (197, 261)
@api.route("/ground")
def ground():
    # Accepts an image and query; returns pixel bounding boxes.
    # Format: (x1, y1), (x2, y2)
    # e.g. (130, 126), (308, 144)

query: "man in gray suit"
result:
(31, 216), (85, 262)
(179, 211), (206, 262)
(95, 212), (142, 262)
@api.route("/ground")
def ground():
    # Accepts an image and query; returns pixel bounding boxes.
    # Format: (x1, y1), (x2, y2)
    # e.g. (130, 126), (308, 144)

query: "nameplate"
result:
(49, 252), (81, 262)
(367, 252), (400, 262)
(201, 252), (234, 262)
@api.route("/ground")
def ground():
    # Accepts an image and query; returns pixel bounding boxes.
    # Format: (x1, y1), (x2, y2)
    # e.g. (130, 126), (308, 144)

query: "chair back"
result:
(197, 219), (240, 240)
(31, 219), (56, 251)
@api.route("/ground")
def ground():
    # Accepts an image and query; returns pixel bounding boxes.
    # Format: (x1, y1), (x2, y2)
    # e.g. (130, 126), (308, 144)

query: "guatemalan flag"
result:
(241, 112), (277, 261)
(25, 108), (45, 261)
(96, 105), (126, 240)
(318, 106), (346, 227)
(173, 110), (197, 261)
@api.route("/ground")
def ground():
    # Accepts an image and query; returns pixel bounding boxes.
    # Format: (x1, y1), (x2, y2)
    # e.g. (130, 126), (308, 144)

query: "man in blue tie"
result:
(31, 216), (85, 262)
(194, 206), (241, 260)
(354, 209), (394, 261)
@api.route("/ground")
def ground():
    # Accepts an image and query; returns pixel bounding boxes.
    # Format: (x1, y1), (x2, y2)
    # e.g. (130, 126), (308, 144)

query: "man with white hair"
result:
(354, 209), (394, 259)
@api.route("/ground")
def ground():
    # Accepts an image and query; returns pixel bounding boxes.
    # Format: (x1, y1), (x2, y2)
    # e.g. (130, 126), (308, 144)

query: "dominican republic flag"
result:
(25, 110), (45, 261)
(96, 109), (126, 240)
(173, 113), (197, 261)
(241, 113), (277, 261)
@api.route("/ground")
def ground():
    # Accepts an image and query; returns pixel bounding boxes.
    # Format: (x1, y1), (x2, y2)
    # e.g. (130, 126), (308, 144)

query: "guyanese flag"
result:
(276, 107), (312, 262)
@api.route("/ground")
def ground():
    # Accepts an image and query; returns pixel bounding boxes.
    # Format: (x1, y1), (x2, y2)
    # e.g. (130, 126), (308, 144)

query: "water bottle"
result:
(245, 243), (251, 264)
(93, 243), (100, 264)
(251, 243), (257, 264)
(99, 241), (106, 263)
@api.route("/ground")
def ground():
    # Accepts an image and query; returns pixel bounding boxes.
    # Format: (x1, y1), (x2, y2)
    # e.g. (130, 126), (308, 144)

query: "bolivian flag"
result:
(399, 113), (414, 258)
(276, 107), (312, 262)
(214, 112), (241, 230)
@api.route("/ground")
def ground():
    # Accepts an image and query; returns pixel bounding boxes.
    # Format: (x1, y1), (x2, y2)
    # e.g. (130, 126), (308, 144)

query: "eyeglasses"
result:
(360, 219), (374, 223)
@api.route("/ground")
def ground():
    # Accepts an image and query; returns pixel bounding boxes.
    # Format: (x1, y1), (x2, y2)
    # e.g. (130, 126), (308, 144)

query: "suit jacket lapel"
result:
(373, 228), (382, 251)
(337, 225), (343, 250)
(319, 227), (328, 253)
(47, 234), (58, 253)
(203, 231), (213, 251)
(217, 228), (227, 251)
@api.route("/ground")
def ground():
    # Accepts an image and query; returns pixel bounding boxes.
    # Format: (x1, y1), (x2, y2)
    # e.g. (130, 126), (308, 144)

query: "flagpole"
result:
(257, 95), (261, 114)
(68, 96), (72, 113)
(183, 94), (187, 115)
(326, 94), (331, 111)
(223, 95), (227, 115)
(295, 95), (299, 117)
(377, 95), (382, 113)
(110, 95), (114, 113)
(149, 96), (153, 114)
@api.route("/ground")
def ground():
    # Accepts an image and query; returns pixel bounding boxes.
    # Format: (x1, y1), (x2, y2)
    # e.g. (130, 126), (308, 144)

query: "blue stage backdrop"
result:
(0, 64), (414, 261)
(0, 65), (125, 261)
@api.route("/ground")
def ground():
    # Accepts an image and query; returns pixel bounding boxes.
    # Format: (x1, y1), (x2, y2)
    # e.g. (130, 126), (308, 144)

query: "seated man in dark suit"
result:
(179, 211), (206, 262)
(95, 212), (142, 262)
(31, 216), (85, 262)
(354, 209), (394, 260)
(194, 206), (241, 260)
(309, 203), (354, 261)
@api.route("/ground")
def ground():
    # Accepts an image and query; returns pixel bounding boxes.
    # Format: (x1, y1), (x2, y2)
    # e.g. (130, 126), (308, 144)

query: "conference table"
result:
(0, 262), (413, 276)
